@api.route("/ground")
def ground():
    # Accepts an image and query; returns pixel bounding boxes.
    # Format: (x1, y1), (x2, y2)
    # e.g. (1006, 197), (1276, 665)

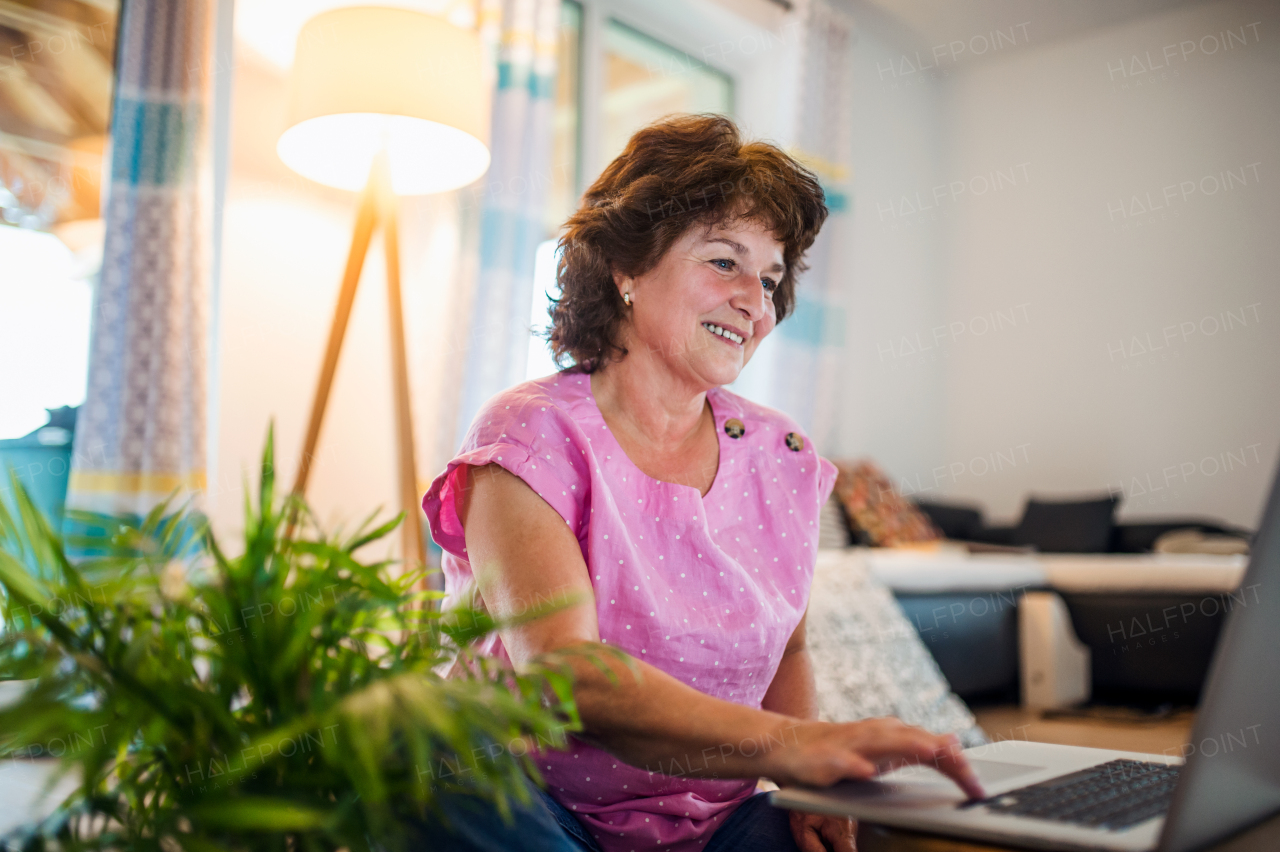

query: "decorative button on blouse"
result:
(423, 371), (836, 852)
(785, 432), (804, 452)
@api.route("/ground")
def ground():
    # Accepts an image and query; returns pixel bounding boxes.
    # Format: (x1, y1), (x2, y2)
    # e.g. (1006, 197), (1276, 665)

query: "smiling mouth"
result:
(703, 322), (745, 345)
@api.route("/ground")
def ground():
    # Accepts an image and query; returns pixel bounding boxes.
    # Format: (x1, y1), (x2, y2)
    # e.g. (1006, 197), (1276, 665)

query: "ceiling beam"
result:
(0, 1), (86, 38)
(0, 129), (74, 162)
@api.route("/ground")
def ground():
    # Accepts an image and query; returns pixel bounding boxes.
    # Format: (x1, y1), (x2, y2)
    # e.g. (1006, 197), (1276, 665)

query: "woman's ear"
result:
(611, 266), (634, 300)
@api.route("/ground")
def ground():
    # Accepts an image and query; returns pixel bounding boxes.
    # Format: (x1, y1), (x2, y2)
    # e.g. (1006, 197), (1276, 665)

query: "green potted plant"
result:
(0, 426), (580, 851)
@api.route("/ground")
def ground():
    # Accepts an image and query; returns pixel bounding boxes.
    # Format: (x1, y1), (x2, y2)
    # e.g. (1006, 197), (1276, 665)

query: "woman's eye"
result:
(762, 278), (778, 293)
(713, 258), (735, 271)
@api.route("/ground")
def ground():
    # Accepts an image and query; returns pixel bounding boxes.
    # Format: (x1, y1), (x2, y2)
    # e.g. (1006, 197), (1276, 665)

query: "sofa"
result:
(914, 497), (1252, 555)
(818, 489), (1254, 708)
(867, 547), (1246, 705)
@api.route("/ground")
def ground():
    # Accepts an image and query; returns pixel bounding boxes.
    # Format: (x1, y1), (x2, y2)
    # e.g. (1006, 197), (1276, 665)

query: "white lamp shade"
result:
(277, 6), (490, 195)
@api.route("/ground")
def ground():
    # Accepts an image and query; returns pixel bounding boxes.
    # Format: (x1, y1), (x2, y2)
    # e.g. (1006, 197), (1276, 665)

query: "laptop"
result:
(771, 464), (1280, 852)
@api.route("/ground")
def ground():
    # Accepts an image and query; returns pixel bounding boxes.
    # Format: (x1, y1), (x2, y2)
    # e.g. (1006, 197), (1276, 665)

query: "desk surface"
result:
(856, 810), (1280, 852)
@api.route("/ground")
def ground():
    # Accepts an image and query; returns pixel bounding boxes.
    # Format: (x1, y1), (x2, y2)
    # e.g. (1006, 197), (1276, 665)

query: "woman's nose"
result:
(731, 272), (767, 321)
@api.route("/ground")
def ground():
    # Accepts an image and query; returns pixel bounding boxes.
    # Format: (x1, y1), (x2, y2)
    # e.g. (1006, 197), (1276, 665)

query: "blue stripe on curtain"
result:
(109, 99), (203, 187)
(497, 62), (555, 98)
(779, 293), (846, 346)
(825, 190), (849, 213)
(477, 207), (547, 272)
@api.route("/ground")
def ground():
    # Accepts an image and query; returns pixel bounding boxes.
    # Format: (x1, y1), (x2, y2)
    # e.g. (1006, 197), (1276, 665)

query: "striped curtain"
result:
(759, 0), (855, 451)
(450, 0), (561, 443)
(66, 0), (215, 519)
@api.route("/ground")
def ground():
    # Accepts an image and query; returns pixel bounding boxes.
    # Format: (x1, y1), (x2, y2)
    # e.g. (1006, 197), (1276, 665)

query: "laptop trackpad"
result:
(968, 759), (1046, 786)
(893, 758), (1045, 788)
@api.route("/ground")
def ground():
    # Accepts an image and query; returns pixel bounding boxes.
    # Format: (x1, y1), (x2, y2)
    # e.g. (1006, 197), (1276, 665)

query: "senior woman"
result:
(422, 115), (982, 852)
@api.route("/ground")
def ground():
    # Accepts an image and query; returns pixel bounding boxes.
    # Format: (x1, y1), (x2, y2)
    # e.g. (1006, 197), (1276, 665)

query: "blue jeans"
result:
(418, 779), (799, 852)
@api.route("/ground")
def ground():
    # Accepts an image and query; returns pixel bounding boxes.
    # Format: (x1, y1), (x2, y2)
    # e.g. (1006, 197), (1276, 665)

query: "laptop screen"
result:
(1159, 462), (1280, 852)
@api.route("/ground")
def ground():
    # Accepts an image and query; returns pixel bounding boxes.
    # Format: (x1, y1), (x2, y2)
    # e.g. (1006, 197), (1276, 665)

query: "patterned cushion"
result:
(818, 495), (853, 549)
(833, 459), (940, 547)
(807, 549), (988, 748)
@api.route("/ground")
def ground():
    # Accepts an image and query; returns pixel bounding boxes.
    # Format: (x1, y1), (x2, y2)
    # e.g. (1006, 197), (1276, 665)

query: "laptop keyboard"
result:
(971, 758), (1181, 831)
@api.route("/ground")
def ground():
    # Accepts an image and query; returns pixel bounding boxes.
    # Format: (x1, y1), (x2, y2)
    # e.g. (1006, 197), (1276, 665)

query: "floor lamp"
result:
(277, 7), (490, 570)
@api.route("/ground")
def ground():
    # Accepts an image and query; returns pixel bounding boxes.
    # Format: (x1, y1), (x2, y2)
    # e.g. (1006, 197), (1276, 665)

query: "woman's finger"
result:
(838, 750), (880, 779)
(789, 811), (830, 852)
(818, 815), (857, 852)
(930, 735), (986, 800)
(855, 728), (985, 800)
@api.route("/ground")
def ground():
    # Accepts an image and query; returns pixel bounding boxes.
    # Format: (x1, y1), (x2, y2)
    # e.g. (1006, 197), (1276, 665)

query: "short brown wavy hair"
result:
(548, 114), (828, 371)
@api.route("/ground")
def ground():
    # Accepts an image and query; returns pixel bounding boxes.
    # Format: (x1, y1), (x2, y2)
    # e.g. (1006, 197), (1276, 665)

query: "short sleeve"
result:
(422, 388), (590, 561)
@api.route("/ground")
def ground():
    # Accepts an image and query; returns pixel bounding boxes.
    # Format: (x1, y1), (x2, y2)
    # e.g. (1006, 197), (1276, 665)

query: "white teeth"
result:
(703, 322), (744, 344)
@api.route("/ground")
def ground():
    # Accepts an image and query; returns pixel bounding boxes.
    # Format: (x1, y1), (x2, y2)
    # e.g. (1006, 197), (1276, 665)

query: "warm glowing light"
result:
(277, 114), (490, 195)
(277, 6), (490, 196)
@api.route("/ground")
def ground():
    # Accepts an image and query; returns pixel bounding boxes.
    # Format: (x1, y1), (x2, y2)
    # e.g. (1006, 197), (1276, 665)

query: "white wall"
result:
(926, 0), (1280, 527)
(825, 9), (951, 486)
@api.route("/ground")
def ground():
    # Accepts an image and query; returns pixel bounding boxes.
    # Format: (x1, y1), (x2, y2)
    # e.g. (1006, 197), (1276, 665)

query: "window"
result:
(545, 0), (583, 234)
(0, 228), (93, 438)
(525, 239), (563, 381)
(601, 19), (733, 167)
(0, 2), (120, 439)
(525, 2), (735, 381)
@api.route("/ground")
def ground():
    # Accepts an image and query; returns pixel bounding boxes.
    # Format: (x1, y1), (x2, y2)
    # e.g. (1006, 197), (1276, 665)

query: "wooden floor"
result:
(973, 704), (1196, 757)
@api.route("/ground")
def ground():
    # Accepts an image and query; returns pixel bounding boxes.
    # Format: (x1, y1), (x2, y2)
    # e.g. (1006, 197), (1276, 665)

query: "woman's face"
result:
(616, 217), (784, 390)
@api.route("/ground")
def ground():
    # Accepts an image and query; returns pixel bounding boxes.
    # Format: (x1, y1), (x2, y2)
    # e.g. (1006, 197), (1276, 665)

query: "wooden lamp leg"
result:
(291, 153), (425, 575)
(293, 172), (380, 500)
(377, 172), (427, 573)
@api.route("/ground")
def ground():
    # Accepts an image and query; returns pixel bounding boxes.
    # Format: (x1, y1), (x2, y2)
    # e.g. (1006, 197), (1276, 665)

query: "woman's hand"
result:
(789, 810), (856, 852)
(766, 718), (986, 801)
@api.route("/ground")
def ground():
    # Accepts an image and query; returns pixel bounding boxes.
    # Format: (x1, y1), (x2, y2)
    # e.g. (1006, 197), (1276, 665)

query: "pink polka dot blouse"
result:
(423, 371), (837, 852)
